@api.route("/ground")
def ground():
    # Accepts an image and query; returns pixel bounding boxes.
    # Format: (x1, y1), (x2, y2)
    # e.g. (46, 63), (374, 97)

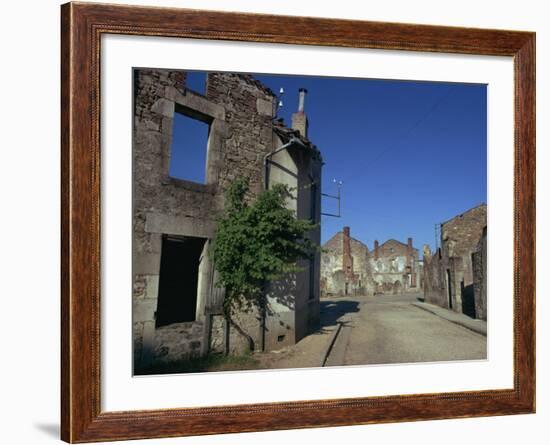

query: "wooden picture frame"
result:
(61, 2), (535, 442)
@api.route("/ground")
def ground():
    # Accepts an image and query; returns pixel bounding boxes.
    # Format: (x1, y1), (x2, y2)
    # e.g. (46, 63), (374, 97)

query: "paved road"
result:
(324, 293), (487, 366)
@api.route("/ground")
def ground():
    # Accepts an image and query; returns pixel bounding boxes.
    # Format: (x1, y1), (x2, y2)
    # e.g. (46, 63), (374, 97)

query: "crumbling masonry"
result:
(371, 238), (421, 294)
(320, 227), (422, 296)
(423, 204), (487, 319)
(320, 227), (374, 296)
(132, 69), (322, 373)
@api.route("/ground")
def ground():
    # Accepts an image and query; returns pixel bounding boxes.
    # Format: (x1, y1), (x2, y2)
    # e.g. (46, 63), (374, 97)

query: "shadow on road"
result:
(320, 299), (360, 329)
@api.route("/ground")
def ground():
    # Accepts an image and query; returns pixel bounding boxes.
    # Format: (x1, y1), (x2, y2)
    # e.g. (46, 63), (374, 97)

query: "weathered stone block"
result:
(133, 252), (161, 275)
(145, 275), (159, 299)
(256, 97), (273, 116)
(144, 212), (217, 239)
(151, 98), (174, 118)
(133, 298), (157, 323)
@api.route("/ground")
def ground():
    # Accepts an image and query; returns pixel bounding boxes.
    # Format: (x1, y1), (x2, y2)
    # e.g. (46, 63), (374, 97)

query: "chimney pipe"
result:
(374, 240), (379, 260)
(292, 88), (309, 138)
(342, 227), (353, 279)
(298, 88), (307, 112)
(407, 237), (413, 267)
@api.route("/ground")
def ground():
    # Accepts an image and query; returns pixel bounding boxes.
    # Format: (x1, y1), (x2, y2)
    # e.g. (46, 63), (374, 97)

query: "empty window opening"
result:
(277, 335), (286, 343)
(169, 110), (210, 184)
(156, 235), (207, 327)
(186, 71), (207, 95)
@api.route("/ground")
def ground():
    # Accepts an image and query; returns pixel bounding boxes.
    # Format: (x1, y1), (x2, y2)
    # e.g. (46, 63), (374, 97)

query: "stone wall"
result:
(205, 73), (276, 196)
(423, 249), (448, 308)
(320, 231), (422, 297)
(423, 204), (487, 318)
(152, 321), (205, 367)
(320, 228), (374, 296)
(133, 69), (322, 372)
(370, 238), (421, 294)
(472, 227), (487, 321)
(133, 68), (224, 372)
(441, 204), (487, 285)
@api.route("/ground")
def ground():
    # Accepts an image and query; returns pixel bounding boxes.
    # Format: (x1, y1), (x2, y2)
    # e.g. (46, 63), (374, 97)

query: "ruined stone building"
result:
(320, 228), (422, 296)
(132, 69), (322, 373)
(370, 238), (422, 294)
(472, 226), (487, 320)
(423, 204), (487, 319)
(320, 227), (374, 296)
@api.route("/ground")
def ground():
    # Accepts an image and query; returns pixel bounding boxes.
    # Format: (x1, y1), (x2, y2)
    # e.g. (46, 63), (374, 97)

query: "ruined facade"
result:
(320, 227), (374, 296)
(472, 226), (487, 320)
(132, 69), (322, 373)
(370, 238), (422, 294)
(423, 204), (487, 319)
(320, 229), (422, 296)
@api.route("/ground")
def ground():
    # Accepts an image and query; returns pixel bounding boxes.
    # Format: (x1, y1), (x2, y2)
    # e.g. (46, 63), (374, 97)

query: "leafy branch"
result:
(212, 176), (318, 320)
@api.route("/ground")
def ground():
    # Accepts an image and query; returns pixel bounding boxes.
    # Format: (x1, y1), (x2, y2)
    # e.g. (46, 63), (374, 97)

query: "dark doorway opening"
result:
(446, 268), (453, 309)
(156, 235), (207, 328)
(461, 280), (476, 318)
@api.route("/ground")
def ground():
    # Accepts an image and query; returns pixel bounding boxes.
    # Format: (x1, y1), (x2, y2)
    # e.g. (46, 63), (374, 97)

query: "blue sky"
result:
(173, 72), (487, 255)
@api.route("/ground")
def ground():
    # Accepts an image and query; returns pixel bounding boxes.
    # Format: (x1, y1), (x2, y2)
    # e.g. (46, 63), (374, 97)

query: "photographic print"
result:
(132, 69), (487, 376)
(61, 5), (535, 440)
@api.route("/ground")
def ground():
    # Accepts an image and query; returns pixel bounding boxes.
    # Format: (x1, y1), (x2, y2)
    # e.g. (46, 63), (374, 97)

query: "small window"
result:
(169, 111), (210, 184)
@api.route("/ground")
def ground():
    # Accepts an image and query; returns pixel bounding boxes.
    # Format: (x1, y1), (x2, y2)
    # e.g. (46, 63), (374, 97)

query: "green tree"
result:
(212, 177), (317, 350)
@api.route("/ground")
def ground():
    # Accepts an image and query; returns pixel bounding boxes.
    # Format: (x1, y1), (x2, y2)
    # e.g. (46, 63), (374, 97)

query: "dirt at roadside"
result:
(253, 325), (337, 370)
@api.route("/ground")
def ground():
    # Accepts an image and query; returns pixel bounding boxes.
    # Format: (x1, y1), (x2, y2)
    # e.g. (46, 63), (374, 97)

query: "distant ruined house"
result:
(423, 204), (487, 319)
(371, 238), (422, 294)
(320, 227), (374, 296)
(132, 69), (322, 373)
(320, 228), (422, 296)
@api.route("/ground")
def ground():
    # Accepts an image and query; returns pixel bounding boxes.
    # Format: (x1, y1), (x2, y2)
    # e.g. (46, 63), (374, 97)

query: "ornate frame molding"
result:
(61, 2), (535, 442)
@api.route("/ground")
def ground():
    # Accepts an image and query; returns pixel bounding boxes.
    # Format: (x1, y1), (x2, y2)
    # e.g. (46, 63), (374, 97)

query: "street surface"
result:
(325, 293), (487, 366)
(256, 292), (486, 370)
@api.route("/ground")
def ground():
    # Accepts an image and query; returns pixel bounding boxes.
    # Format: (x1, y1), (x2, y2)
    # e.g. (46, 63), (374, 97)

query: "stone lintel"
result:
(167, 87), (225, 121)
(145, 212), (216, 239)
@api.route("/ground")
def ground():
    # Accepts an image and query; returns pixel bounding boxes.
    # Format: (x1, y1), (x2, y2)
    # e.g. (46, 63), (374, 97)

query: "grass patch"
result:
(136, 352), (260, 375)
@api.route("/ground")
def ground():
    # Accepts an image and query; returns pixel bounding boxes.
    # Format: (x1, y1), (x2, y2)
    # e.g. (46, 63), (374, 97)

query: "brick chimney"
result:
(407, 237), (417, 287)
(374, 240), (379, 260)
(407, 237), (413, 266)
(342, 226), (354, 279)
(291, 88), (309, 138)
